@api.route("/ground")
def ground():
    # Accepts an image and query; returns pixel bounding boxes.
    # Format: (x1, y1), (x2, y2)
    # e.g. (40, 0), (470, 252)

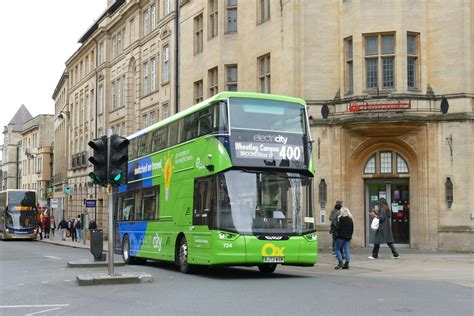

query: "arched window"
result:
(397, 154), (409, 173)
(364, 155), (376, 174)
(364, 152), (409, 175)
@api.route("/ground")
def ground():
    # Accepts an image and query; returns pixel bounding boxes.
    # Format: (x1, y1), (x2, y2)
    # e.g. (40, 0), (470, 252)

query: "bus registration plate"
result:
(263, 256), (284, 263)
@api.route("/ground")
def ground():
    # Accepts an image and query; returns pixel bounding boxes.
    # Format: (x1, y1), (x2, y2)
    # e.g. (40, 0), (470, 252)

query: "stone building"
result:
(19, 115), (54, 205)
(1, 105), (33, 190)
(53, 0), (178, 228)
(54, 0), (473, 251)
(52, 71), (70, 222)
(178, 0), (473, 251)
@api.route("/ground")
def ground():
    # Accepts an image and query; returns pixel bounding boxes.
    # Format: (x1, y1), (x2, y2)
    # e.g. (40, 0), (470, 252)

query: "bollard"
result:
(90, 229), (106, 261)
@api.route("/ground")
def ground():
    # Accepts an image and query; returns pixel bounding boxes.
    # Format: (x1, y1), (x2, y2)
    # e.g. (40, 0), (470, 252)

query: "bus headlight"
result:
(218, 231), (238, 240)
(304, 232), (318, 241)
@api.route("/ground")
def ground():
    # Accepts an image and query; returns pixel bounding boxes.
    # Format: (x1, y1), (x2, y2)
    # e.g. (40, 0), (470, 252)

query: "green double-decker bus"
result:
(114, 92), (317, 273)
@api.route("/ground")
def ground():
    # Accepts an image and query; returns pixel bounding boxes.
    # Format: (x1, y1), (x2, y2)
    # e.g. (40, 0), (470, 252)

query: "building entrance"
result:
(365, 179), (410, 246)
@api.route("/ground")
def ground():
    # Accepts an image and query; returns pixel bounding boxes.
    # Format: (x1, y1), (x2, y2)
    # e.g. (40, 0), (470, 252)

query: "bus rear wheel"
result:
(258, 264), (277, 274)
(178, 237), (193, 274)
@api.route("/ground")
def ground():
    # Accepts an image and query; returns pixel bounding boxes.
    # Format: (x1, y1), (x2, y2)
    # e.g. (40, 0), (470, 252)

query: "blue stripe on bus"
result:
(118, 222), (148, 256)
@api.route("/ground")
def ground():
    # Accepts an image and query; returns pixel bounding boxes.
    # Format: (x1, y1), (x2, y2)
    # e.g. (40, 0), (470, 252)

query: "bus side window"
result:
(182, 113), (198, 142)
(121, 191), (136, 221)
(142, 186), (159, 220)
(129, 139), (138, 160)
(152, 127), (168, 152)
(198, 109), (213, 136)
(138, 134), (150, 157)
(216, 101), (228, 133)
(168, 120), (180, 147)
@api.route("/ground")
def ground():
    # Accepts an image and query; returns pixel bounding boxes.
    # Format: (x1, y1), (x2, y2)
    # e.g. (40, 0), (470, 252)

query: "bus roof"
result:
(127, 91), (307, 140)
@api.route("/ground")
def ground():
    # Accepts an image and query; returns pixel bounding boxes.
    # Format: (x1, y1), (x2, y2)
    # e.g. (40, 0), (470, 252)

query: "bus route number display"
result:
(231, 130), (307, 169)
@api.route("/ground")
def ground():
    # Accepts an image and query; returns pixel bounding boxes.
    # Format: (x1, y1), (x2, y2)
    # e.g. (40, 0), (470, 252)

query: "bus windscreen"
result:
(229, 98), (306, 134)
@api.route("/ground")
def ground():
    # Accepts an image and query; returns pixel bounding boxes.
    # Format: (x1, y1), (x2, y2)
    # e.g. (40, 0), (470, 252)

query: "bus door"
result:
(190, 177), (215, 264)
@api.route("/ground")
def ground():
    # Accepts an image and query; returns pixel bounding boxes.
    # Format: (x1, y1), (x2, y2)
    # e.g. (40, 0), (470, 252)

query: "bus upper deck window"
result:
(217, 101), (228, 133)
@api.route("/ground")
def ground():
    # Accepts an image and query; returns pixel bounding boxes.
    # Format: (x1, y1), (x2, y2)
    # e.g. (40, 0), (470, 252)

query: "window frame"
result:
(226, 0), (237, 33)
(344, 37), (353, 95)
(257, 0), (270, 24)
(143, 61), (149, 96)
(407, 32), (420, 90)
(162, 45), (170, 83)
(208, 67), (218, 97)
(225, 64), (238, 91)
(258, 54), (271, 94)
(364, 32), (396, 91)
(208, 0), (218, 39)
(194, 80), (204, 104)
(194, 14), (204, 55)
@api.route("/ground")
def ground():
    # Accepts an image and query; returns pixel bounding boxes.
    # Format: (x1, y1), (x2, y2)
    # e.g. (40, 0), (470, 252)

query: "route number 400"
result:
(279, 146), (301, 161)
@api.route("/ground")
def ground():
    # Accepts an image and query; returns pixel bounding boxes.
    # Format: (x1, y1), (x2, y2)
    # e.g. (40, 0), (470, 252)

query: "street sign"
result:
(85, 199), (97, 208)
(50, 198), (59, 208)
(64, 185), (73, 194)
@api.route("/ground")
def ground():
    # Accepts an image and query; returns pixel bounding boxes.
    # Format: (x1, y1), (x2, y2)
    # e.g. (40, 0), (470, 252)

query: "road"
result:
(0, 240), (472, 315)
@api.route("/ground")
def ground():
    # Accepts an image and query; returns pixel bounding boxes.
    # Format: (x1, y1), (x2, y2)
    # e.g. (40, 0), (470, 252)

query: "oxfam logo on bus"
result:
(253, 134), (288, 145)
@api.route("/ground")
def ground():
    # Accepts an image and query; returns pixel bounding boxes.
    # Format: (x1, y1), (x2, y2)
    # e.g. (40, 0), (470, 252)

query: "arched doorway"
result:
(363, 151), (410, 246)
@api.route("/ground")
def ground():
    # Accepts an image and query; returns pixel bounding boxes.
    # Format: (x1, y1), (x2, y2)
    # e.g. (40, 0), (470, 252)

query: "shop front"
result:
(366, 179), (410, 246)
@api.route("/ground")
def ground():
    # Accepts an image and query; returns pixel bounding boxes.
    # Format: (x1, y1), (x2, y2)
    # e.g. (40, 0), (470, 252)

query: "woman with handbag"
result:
(369, 198), (400, 259)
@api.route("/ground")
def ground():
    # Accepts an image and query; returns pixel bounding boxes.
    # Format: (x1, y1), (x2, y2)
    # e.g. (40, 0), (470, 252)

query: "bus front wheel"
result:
(258, 264), (277, 274)
(178, 237), (193, 274)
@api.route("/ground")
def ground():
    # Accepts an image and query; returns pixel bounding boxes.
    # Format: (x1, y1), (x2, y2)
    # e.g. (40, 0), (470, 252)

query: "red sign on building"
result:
(348, 100), (411, 112)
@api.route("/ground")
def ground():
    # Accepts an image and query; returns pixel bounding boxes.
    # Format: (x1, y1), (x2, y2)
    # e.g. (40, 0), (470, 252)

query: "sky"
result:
(0, 0), (107, 146)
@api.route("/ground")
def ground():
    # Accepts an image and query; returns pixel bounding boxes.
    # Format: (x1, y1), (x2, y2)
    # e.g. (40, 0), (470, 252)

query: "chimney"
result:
(107, 0), (114, 6)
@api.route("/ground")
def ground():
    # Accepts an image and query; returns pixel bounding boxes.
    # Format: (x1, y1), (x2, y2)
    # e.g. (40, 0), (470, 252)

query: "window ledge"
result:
(109, 105), (126, 114)
(363, 88), (397, 95)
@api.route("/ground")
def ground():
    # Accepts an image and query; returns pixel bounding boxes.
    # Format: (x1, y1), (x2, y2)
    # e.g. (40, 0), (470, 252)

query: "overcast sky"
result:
(0, 0), (107, 146)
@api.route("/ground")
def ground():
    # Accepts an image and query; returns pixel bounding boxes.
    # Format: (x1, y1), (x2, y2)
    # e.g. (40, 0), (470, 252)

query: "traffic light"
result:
(88, 136), (108, 186)
(108, 134), (130, 186)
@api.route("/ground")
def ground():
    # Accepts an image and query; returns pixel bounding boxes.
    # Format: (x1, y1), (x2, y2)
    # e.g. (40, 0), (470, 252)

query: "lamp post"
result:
(58, 110), (70, 220)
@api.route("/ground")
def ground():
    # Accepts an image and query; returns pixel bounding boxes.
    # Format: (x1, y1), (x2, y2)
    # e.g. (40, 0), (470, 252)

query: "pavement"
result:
(38, 231), (474, 288)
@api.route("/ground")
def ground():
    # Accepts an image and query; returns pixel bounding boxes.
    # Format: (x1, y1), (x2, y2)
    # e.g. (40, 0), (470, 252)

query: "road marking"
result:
(0, 304), (69, 308)
(41, 281), (48, 284)
(44, 255), (61, 259)
(26, 307), (63, 315)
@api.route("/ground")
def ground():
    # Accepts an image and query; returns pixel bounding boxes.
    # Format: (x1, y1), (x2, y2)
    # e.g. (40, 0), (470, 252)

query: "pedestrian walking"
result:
(334, 207), (354, 270)
(369, 198), (400, 259)
(59, 217), (68, 241)
(37, 220), (43, 240)
(75, 215), (82, 242)
(44, 214), (51, 239)
(70, 218), (77, 242)
(329, 201), (344, 257)
(50, 216), (56, 237)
